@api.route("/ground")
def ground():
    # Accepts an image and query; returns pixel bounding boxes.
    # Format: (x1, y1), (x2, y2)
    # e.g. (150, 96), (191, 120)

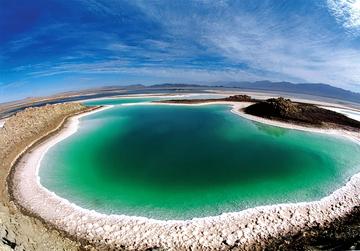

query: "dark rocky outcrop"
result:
(223, 95), (253, 102)
(244, 97), (360, 130)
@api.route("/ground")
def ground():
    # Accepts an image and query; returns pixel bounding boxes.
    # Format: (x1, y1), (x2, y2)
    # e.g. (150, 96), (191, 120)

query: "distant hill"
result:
(148, 81), (360, 104)
(2, 81), (358, 118)
(215, 81), (360, 104)
(150, 83), (202, 88)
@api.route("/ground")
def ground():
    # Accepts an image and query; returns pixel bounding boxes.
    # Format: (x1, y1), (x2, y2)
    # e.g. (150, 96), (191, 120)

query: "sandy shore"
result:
(0, 103), (94, 251)
(9, 96), (360, 250)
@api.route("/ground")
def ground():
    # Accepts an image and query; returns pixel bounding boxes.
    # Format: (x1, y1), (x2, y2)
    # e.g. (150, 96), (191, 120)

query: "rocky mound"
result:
(244, 97), (360, 129)
(223, 94), (252, 102)
(0, 103), (87, 159)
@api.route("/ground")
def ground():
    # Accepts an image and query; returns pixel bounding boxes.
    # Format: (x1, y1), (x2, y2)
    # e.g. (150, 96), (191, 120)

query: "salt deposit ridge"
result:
(11, 99), (360, 250)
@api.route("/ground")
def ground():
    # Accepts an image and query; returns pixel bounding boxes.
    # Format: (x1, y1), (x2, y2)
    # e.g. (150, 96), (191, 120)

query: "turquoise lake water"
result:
(40, 97), (360, 219)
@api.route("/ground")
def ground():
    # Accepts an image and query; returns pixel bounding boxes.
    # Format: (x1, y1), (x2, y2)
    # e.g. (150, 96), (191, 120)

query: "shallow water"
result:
(40, 97), (360, 219)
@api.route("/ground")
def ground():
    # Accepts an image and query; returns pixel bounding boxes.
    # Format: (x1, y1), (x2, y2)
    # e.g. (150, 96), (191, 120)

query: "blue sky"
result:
(1, 0), (360, 102)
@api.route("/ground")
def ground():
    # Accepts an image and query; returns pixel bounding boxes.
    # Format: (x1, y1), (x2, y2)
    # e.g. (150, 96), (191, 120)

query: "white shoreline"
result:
(11, 98), (360, 249)
(79, 93), (226, 104)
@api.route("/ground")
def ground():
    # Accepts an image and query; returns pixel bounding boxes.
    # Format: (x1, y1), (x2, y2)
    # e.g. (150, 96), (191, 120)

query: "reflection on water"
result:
(255, 123), (288, 137)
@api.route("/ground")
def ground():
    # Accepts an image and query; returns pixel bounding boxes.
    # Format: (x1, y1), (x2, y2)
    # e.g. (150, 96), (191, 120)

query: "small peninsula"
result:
(159, 95), (360, 131)
(244, 97), (360, 130)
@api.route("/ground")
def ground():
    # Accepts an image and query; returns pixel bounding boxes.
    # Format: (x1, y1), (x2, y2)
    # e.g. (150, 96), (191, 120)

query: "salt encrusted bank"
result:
(8, 98), (360, 250)
(0, 103), (92, 251)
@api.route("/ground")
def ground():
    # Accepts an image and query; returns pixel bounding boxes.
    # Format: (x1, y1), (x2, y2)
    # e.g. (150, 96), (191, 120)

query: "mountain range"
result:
(153, 81), (360, 104)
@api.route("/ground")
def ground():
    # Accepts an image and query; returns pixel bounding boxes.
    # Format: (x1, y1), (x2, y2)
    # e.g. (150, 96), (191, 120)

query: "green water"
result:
(40, 99), (360, 219)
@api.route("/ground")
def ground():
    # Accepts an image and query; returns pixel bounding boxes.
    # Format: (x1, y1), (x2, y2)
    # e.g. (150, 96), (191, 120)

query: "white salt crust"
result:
(0, 119), (6, 128)
(11, 100), (360, 250)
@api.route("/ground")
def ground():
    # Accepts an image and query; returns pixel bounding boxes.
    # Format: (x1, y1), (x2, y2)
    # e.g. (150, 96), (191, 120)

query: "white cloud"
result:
(25, 59), (263, 84)
(328, 0), (360, 32)
(7, 1), (360, 93)
(206, 18), (360, 89)
(132, 1), (360, 91)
